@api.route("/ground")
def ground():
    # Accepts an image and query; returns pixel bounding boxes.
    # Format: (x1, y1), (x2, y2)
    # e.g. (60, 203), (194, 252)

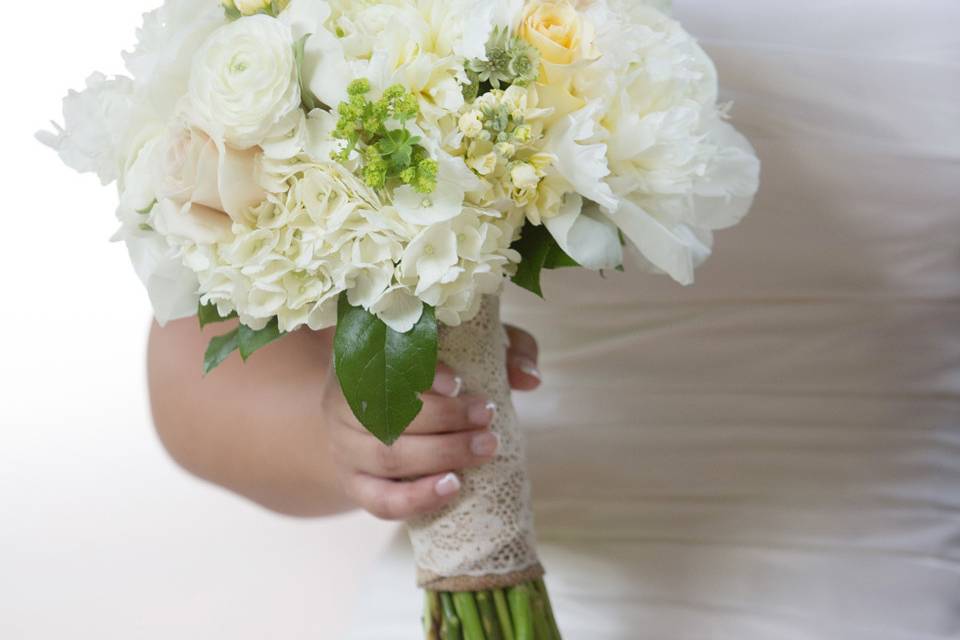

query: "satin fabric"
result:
(347, 2), (960, 637)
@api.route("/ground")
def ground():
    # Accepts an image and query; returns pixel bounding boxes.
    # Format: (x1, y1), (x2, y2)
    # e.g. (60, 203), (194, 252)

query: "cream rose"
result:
(188, 15), (300, 148)
(518, 0), (595, 66)
(157, 125), (266, 231)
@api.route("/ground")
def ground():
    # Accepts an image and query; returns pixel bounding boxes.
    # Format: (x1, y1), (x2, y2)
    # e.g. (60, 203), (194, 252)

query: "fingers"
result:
(429, 362), (463, 398)
(332, 427), (500, 479)
(343, 472), (463, 521)
(505, 324), (542, 391)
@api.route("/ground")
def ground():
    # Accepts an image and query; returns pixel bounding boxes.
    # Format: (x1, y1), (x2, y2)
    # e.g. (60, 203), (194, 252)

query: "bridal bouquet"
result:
(41, 0), (759, 636)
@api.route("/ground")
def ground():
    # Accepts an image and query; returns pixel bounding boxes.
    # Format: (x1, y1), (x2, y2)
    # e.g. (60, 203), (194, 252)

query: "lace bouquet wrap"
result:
(41, 0), (759, 636)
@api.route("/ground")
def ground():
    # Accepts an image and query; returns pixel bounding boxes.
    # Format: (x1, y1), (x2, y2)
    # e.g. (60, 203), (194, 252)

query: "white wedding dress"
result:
(347, 1), (960, 638)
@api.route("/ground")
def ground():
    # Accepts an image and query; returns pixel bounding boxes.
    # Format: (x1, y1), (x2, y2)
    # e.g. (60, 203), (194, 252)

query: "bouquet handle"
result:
(407, 295), (561, 638)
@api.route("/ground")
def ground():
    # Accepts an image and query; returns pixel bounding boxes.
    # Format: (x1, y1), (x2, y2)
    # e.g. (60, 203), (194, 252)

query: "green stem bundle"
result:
(423, 580), (562, 640)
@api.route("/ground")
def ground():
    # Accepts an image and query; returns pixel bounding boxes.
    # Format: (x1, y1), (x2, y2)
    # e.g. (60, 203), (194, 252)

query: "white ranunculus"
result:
(188, 15), (301, 148)
(157, 125), (266, 225)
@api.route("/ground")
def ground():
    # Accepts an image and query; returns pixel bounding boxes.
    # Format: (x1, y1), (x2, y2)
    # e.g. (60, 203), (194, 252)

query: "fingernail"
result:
(433, 372), (463, 398)
(435, 473), (461, 497)
(471, 432), (500, 457)
(514, 356), (542, 382)
(468, 399), (497, 427)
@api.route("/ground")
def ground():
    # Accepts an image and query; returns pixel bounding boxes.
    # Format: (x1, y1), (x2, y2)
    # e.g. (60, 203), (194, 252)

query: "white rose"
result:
(188, 15), (301, 148)
(157, 126), (266, 225)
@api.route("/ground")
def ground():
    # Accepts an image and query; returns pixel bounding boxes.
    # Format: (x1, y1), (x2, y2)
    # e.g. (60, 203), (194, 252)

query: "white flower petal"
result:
(394, 181), (464, 226)
(372, 287), (424, 334)
(153, 199), (231, 245)
(691, 120), (762, 230)
(126, 234), (199, 326)
(545, 101), (618, 212)
(607, 198), (711, 285)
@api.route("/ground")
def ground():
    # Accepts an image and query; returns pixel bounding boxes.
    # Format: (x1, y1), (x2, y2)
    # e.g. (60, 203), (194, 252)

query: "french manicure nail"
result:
(514, 356), (542, 382)
(468, 399), (497, 427)
(435, 473), (461, 497)
(471, 432), (500, 457)
(433, 373), (463, 398)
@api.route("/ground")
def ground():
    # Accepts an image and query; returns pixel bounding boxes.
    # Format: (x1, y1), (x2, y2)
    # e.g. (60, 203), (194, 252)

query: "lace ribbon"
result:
(407, 295), (543, 591)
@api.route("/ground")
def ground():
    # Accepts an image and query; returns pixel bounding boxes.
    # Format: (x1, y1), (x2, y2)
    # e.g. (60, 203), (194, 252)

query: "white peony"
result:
(124, 0), (227, 117)
(532, 0), (759, 283)
(36, 73), (137, 185)
(187, 15), (301, 148)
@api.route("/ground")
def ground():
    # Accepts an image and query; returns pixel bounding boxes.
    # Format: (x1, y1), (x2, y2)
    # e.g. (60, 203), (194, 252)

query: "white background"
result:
(0, 2), (396, 638)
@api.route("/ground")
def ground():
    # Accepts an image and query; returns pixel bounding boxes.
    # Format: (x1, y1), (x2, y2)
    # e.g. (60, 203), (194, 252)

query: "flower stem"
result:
(424, 580), (560, 640)
(493, 589), (515, 640)
(508, 585), (534, 640)
(425, 591), (442, 640)
(452, 592), (487, 640)
(440, 593), (463, 640)
(534, 579), (562, 639)
(476, 591), (504, 640)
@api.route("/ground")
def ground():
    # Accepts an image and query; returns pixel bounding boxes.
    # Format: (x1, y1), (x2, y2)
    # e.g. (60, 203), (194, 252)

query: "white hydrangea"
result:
(174, 157), (521, 334)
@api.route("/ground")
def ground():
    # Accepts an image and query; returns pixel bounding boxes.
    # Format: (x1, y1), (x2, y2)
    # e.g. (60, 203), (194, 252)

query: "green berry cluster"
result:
(332, 80), (438, 193)
(464, 27), (541, 101)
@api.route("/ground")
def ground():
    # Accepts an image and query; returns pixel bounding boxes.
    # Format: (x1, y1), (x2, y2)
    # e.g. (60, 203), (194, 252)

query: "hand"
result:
(322, 325), (541, 521)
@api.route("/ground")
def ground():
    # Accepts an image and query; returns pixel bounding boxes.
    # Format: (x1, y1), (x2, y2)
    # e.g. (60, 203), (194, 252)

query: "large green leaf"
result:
(333, 295), (438, 445)
(511, 223), (580, 297)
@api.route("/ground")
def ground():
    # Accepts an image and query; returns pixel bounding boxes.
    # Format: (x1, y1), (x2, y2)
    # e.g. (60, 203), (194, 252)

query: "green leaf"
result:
(294, 34), (324, 112)
(543, 240), (579, 269)
(203, 328), (240, 375)
(238, 319), (284, 361)
(333, 295), (438, 445)
(223, 4), (242, 20)
(510, 223), (580, 297)
(198, 302), (238, 329)
(136, 199), (157, 215)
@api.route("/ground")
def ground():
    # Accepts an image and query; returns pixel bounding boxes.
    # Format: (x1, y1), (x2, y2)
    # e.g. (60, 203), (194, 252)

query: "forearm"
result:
(147, 319), (353, 518)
